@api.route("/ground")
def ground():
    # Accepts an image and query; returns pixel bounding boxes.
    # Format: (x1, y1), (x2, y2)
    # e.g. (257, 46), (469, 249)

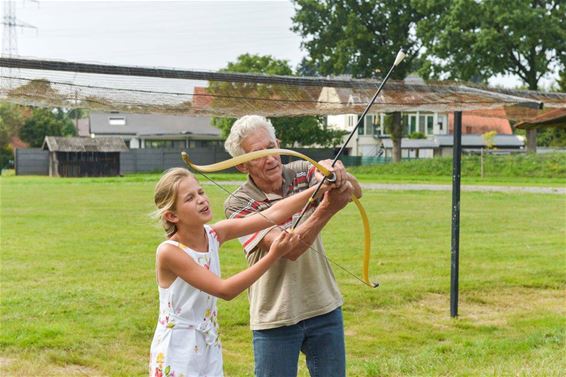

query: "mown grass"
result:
(1, 175), (565, 376)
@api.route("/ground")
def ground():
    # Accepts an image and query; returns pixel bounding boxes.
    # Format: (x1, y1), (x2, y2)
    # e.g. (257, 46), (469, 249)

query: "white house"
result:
(320, 84), (519, 158)
(326, 109), (449, 157)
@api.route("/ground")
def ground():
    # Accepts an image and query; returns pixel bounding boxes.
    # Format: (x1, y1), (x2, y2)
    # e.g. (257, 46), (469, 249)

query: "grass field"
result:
(1, 174), (565, 376)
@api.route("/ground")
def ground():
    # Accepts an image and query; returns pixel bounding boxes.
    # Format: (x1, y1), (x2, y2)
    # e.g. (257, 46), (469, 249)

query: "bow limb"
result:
(181, 149), (374, 287)
(181, 148), (332, 176)
(291, 157), (374, 287)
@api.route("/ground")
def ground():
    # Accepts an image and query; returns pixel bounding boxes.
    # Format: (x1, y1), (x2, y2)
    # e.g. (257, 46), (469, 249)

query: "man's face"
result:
(238, 127), (283, 189)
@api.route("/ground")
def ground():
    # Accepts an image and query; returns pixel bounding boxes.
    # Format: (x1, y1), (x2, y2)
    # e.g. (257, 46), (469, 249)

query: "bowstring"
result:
(192, 168), (373, 287)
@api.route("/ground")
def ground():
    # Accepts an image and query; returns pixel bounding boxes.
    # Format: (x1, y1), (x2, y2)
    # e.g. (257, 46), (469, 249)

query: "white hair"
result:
(224, 115), (277, 157)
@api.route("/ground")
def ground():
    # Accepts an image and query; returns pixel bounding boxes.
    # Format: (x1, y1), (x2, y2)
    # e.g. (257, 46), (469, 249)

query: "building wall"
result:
(16, 147), (345, 176)
(15, 149), (49, 175)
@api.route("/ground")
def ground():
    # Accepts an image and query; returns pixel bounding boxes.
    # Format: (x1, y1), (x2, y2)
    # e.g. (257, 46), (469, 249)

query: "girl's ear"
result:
(164, 210), (178, 224)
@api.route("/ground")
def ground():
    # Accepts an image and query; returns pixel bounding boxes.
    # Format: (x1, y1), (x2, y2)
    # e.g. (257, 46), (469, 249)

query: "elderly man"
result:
(223, 115), (362, 377)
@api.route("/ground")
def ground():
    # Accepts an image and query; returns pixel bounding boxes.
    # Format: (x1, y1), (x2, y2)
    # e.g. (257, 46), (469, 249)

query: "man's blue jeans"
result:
(252, 307), (345, 377)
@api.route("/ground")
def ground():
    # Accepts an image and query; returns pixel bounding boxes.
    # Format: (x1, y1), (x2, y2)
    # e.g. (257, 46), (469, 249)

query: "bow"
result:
(182, 148), (376, 287)
(183, 48), (406, 287)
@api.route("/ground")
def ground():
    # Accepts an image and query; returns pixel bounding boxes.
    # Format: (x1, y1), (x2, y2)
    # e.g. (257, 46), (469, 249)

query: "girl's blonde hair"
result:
(153, 167), (194, 237)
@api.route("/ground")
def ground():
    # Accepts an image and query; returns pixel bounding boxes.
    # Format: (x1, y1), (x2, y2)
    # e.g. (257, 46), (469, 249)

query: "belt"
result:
(159, 313), (218, 346)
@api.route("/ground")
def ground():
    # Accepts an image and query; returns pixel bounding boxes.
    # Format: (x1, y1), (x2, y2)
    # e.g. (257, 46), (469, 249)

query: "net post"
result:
(450, 111), (462, 318)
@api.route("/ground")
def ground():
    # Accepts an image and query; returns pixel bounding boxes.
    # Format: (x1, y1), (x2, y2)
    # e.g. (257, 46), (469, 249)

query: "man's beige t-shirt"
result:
(224, 161), (343, 330)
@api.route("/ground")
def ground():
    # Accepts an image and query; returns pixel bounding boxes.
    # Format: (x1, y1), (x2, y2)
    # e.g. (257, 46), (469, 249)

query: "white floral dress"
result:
(149, 225), (223, 377)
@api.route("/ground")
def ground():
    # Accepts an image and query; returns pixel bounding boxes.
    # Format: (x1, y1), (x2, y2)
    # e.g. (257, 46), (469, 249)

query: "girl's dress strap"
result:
(163, 240), (180, 247)
(156, 240), (184, 256)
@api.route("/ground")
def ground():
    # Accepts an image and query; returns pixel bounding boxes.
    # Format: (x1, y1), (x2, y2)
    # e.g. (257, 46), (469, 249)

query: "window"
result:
(188, 140), (223, 148)
(145, 140), (185, 149)
(108, 117), (126, 126)
(358, 120), (365, 135)
(360, 115), (380, 136)
(408, 115), (417, 134)
(427, 116), (434, 134)
(418, 114), (434, 135)
(348, 115), (355, 128)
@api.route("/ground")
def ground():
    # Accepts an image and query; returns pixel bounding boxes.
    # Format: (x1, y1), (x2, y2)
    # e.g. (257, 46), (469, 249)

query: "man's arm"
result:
(257, 182), (353, 261)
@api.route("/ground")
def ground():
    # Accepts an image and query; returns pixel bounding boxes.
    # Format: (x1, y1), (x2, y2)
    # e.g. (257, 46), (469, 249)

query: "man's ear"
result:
(275, 138), (281, 148)
(164, 210), (179, 224)
(235, 163), (248, 173)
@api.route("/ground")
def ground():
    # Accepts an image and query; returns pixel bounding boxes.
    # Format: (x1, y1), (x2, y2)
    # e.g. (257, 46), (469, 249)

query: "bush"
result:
(348, 153), (566, 178)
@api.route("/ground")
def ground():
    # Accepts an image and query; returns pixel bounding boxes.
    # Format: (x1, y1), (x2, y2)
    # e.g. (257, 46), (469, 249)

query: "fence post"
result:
(450, 111), (462, 318)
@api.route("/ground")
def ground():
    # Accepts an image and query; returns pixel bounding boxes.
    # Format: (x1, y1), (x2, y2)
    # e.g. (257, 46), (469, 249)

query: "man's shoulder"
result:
(223, 180), (268, 219)
(223, 184), (252, 209)
(283, 160), (318, 192)
(284, 160), (312, 174)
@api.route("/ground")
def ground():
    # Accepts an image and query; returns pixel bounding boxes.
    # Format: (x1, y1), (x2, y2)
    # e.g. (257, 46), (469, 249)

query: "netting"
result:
(1, 57), (565, 120)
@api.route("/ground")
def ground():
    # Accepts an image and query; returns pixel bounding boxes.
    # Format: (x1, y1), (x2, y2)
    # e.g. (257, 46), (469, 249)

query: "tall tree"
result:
(416, 0), (565, 90)
(0, 103), (28, 168)
(211, 53), (346, 148)
(557, 70), (566, 92)
(291, 0), (423, 162)
(20, 108), (76, 147)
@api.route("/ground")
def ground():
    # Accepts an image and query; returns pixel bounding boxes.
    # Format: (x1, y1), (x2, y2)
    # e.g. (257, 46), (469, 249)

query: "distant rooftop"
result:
(42, 136), (128, 152)
(89, 112), (221, 137)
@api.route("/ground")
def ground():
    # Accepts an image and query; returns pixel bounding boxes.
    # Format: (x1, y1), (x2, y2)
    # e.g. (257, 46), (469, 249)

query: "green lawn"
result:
(1, 175), (565, 376)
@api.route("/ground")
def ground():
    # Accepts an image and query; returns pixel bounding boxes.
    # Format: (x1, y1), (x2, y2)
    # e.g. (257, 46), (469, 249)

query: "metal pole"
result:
(450, 111), (462, 317)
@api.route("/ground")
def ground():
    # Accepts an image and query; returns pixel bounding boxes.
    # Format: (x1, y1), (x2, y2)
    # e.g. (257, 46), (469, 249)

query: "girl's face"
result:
(171, 176), (213, 225)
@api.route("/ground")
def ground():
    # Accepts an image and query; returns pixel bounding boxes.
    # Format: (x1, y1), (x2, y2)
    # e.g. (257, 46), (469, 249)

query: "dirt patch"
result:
(50, 364), (103, 376)
(408, 287), (566, 328)
(0, 356), (103, 377)
(0, 356), (14, 368)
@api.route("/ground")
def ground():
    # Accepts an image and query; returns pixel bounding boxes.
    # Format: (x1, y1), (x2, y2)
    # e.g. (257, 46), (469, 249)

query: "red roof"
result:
(448, 108), (512, 134)
(10, 136), (29, 149)
(193, 86), (213, 110)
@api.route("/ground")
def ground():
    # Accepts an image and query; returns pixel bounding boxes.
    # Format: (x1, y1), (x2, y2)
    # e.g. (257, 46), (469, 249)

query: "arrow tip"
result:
(394, 49), (406, 66)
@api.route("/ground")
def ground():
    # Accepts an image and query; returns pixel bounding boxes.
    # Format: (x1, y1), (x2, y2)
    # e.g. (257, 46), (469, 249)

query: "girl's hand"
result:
(268, 231), (295, 259)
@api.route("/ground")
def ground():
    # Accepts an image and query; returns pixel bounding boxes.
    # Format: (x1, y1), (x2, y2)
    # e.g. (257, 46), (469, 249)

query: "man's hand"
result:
(316, 159), (346, 188)
(319, 181), (353, 215)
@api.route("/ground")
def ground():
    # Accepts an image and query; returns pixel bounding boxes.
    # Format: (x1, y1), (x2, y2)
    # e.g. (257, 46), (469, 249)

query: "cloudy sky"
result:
(2, 0), (559, 89)
(6, 1), (303, 70)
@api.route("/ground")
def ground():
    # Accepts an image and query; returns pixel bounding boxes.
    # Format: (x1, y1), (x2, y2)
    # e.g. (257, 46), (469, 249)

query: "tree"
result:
(416, 0), (566, 90)
(20, 108), (76, 147)
(557, 70), (566, 92)
(0, 103), (29, 168)
(536, 127), (566, 147)
(211, 54), (346, 148)
(291, 0), (423, 162)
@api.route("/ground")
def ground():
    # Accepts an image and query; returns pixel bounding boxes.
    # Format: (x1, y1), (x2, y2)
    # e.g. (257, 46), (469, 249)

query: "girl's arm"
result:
(212, 183), (329, 243)
(158, 232), (292, 301)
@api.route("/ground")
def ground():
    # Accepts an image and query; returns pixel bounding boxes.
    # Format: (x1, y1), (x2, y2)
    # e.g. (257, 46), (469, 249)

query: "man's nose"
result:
(265, 154), (278, 163)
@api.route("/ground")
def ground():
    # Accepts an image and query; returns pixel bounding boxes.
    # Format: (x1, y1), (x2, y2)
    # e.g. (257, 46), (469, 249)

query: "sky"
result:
(1, 0), (559, 90)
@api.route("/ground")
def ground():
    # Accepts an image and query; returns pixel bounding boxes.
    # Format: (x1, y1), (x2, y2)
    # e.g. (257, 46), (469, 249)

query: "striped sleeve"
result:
(224, 195), (274, 255)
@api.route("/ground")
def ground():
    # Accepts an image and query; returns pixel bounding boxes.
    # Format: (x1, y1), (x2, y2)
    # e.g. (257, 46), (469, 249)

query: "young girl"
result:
(149, 167), (332, 377)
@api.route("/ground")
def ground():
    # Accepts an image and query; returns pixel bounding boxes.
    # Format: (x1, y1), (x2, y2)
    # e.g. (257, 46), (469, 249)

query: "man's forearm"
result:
(284, 204), (335, 260)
